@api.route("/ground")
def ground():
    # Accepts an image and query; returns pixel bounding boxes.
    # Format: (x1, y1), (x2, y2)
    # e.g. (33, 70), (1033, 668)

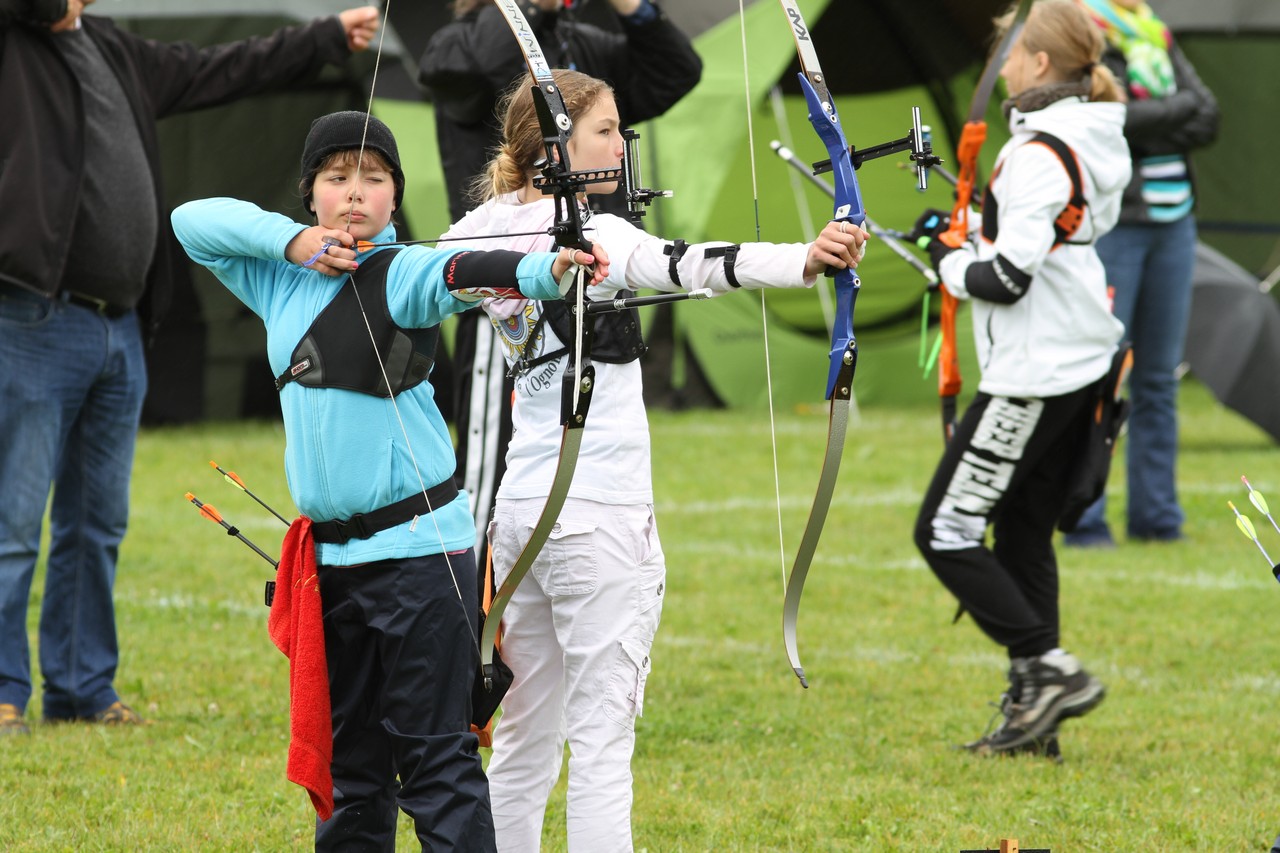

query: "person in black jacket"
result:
(0, 0), (380, 737)
(1065, 0), (1219, 548)
(418, 0), (702, 574)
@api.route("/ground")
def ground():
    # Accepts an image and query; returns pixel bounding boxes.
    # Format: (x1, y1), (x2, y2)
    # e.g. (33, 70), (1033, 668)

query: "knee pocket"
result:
(603, 636), (653, 728)
(602, 558), (664, 728)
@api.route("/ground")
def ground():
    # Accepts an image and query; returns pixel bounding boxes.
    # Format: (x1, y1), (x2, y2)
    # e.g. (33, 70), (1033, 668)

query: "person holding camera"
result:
(0, 0), (379, 736)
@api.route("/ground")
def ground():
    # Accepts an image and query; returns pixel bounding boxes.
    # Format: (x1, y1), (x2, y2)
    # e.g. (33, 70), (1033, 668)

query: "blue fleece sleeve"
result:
(171, 198), (307, 317)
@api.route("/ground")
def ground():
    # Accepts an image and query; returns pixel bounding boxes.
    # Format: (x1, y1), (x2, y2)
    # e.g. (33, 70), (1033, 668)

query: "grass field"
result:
(3, 380), (1279, 851)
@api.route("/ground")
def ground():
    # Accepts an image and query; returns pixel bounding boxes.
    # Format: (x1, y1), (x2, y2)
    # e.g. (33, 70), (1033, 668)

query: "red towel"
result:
(268, 517), (334, 821)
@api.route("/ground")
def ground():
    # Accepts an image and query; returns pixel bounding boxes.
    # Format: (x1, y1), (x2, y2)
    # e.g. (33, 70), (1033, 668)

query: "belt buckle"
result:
(79, 293), (112, 315)
(64, 291), (122, 317)
(333, 512), (369, 544)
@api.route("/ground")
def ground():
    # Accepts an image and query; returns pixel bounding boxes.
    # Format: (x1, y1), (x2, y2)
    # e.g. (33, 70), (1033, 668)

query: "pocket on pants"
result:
(0, 286), (54, 327)
(634, 542), (665, 639)
(603, 636), (653, 728)
(538, 518), (599, 595)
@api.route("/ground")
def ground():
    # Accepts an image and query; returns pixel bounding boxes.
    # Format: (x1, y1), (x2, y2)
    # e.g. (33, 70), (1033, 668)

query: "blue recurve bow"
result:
(773, 0), (935, 687)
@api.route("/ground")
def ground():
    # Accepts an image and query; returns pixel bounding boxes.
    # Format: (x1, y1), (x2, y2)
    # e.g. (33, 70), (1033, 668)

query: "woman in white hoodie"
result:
(911, 0), (1131, 758)
(448, 69), (864, 851)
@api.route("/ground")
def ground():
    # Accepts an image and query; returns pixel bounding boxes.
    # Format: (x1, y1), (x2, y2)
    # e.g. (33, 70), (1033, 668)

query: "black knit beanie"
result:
(300, 111), (405, 210)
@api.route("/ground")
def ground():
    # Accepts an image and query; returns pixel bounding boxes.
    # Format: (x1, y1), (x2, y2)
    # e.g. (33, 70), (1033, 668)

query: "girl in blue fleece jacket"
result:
(172, 110), (607, 852)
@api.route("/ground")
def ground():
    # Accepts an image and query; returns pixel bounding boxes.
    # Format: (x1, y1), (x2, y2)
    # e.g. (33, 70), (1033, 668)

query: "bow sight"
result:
(621, 128), (672, 224)
(812, 106), (941, 191)
(529, 128), (672, 228)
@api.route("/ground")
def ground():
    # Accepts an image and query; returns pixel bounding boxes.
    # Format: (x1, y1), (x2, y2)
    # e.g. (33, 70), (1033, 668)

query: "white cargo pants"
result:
(487, 497), (666, 853)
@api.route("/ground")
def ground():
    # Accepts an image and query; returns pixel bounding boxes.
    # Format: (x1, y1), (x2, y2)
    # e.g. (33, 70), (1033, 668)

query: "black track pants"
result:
(914, 386), (1094, 658)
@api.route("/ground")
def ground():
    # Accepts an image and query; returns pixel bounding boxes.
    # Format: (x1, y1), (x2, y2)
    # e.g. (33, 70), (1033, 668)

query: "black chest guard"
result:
(515, 297), (646, 375)
(274, 249), (439, 398)
(981, 131), (1089, 248)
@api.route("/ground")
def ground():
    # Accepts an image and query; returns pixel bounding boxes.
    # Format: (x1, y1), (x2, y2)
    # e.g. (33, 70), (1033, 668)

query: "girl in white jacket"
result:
(911, 0), (1131, 758)
(452, 69), (864, 852)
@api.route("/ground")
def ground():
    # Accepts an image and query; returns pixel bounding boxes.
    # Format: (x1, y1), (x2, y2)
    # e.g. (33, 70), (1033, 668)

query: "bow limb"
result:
(775, 0), (862, 689)
(937, 0), (1036, 441)
(478, 0), (604, 691)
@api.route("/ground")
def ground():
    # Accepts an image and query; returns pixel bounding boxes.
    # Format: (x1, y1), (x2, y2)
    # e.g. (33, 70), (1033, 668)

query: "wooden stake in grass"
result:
(958, 839), (1050, 853)
(1227, 500), (1280, 581)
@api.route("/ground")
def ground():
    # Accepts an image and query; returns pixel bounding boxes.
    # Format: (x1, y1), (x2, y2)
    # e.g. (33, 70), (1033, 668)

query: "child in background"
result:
(172, 110), (607, 851)
(448, 69), (864, 852)
(911, 0), (1130, 756)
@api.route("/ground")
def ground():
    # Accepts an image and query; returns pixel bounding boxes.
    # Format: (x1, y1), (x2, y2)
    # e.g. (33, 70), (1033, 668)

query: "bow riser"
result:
(796, 74), (861, 400)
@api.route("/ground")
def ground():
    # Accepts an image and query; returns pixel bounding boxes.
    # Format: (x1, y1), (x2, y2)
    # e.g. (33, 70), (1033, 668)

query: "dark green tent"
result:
(102, 0), (1275, 417)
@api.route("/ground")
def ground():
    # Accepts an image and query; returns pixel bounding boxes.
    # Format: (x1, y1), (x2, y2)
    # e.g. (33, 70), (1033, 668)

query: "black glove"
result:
(905, 208), (960, 279)
(908, 208), (952, 246)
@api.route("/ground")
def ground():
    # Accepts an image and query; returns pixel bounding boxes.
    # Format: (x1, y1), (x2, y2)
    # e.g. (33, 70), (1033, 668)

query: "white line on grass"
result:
(116, 591), (265, 619)
(659, 485), (922, 514)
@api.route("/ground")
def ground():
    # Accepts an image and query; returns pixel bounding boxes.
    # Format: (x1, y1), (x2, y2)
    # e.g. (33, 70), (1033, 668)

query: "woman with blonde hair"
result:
(448, 68), (863, 850)
(911, 0), (1130, 757)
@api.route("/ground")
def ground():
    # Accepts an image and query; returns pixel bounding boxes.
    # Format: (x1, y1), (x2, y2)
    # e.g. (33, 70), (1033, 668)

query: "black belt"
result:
(311, 481), (460, 545)
(59, 291), (132, 318)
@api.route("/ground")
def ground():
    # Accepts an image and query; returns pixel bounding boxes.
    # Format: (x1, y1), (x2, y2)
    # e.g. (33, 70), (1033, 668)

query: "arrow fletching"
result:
(1242, 475), (1280, 536)
(1229, 500), (1274, 565)
(210, 461), (248, 490)
(208, 460), (290, 526)
(184, 492), (220, 523)
(1236, 511), (1258, 541)
(1244, 476), (1271, 515)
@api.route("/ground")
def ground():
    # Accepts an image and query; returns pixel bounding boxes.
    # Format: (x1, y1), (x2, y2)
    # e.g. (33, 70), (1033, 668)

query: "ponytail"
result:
(997, 0), (1123, 102)
(1085, 60), (1123, 104)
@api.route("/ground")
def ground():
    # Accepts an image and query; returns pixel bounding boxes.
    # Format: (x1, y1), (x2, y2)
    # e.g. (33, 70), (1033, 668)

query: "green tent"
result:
(605, 0), (1280, 411)
(104, 0), (1273, 418)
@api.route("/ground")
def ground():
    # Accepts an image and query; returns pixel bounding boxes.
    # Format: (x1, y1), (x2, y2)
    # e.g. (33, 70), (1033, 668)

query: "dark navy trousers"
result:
(315, 550), (495, 852)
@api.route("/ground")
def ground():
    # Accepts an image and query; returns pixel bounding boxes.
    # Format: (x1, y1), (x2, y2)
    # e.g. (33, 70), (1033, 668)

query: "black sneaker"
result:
(975, 652), (1104, 754)
(960, 670), (1062, 761)
(964, 727), (1063, 762)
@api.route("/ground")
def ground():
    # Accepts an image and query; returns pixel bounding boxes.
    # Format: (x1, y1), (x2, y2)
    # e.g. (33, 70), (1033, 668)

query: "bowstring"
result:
(738, 1), (787, 596)
(345, 0), (479, 650)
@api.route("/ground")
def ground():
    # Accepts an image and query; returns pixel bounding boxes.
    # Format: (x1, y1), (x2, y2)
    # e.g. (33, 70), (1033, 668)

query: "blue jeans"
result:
(1072, 216), (1196, 540)
(0, 286), (146, 718)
